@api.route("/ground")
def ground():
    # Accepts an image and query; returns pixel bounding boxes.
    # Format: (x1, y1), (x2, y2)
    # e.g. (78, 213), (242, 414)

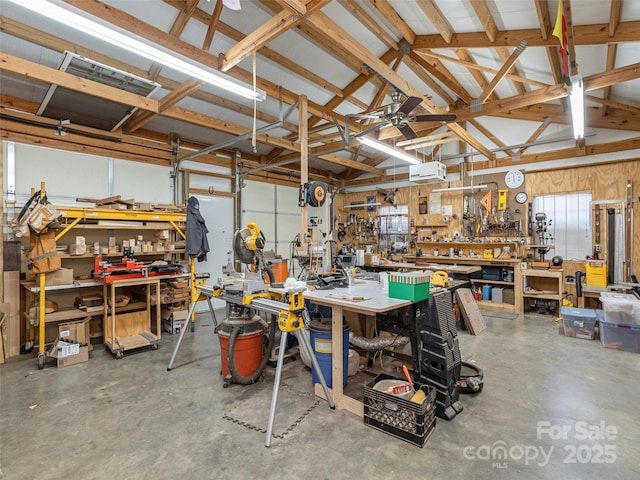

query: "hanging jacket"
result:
(185, 196), (209, 262)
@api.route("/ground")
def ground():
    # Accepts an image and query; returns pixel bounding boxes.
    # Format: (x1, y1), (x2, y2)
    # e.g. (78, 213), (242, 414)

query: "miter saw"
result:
(219, 222), (275, 298)
(234, 222), (275, 283)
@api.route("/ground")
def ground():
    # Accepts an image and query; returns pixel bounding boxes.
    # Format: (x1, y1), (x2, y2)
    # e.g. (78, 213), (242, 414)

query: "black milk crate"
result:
(364, 374), (437, 447)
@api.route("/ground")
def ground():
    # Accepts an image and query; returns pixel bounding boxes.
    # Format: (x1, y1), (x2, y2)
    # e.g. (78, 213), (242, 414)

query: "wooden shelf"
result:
(21, 280), (103, 293)
(522, 292), (562, 300)
(416, 241), (518, 246)
(476, 300), (516, 313)
(25, 301), (147, 324)
(58, 250), (185, 259)
(65, 223), (184, 230)
(521, 268), (562, 278)
(406, 255), (520, 265)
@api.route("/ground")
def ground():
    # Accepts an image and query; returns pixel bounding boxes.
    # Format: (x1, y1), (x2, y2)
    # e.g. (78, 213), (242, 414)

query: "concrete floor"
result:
(1, 310), (639, 480)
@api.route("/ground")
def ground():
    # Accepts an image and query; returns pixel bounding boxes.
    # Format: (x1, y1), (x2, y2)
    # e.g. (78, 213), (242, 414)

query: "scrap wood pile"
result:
(132, 277), (190, 306)
(76, 195), (184, 212)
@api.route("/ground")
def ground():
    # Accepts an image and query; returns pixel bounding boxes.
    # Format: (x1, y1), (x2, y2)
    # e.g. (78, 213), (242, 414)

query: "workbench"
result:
(300, 279), (468, 417)
(301, 280), (412, 416)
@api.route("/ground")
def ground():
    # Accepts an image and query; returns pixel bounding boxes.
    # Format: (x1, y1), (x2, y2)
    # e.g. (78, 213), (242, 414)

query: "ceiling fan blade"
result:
(396, 96), (422, 115)
(413, 114), (457, 122)
(398, 124), (418, 140)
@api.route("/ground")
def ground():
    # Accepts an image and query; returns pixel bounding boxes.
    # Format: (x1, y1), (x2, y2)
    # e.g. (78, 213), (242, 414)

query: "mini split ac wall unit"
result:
(409, 161), (447, 183)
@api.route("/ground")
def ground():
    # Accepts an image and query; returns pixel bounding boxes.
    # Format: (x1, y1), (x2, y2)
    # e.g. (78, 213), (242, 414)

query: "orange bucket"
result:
(218, 330), (263, 378)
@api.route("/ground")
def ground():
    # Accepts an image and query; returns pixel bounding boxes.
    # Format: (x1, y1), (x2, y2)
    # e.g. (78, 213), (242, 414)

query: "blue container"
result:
(309, 318), (349, 388)
(481, 285), (493, 301)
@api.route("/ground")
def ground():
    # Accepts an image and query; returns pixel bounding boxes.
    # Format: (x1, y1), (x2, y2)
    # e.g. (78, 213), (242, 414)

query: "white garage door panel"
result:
(193, 194), (234, 311)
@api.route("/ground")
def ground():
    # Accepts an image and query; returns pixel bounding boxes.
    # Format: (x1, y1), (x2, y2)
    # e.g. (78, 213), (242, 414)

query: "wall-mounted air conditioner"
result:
(409, 161), (447, 183)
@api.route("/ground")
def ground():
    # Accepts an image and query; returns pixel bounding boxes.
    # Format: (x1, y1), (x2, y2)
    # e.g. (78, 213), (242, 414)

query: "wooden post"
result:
(299, 95), (309, 241)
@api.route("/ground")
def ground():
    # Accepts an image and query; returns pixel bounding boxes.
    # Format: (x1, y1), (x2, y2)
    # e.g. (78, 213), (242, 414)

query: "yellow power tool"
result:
(430, 270), (450, 287)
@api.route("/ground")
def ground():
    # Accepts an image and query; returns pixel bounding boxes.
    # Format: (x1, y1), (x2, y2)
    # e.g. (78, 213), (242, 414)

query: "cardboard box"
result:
(162, 309), (188, 335)
(48, 317), (90, 367)
(44, 267), (74, 286)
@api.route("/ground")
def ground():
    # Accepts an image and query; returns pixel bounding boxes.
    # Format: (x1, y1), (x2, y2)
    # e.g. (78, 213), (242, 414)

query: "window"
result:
(533, 192), (592, 261)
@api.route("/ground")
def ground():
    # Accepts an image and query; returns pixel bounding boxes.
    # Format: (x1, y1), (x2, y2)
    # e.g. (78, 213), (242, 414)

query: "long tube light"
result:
(432, 185), (488, 193)
(7, 0), (266, 102)
(569, 75), (584, 140)
(357, 136), (420, 165)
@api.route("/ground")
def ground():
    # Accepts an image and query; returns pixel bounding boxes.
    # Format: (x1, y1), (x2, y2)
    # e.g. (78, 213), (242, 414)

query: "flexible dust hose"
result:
(227, 315), (277, 385)
(348, 331), (410, 351)
(295, 330), (411, 368)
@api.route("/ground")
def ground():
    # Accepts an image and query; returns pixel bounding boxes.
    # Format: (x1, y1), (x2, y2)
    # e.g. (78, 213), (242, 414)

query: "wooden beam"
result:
(586, 93), (640, 115)
(220, 0), (331, 72)
(306, 12), (492, 159)
(369, 0), (415, 44)
(452, 62), (640, 123)
(408, 52), (471, 103)
(455, 49), (493, 100)
(479, 40), (528, 102)
(169, 0), (199, 37)
(202, 0), (223, 51)
(516, 117), (552, 155)
(470, 0), (498, 42)
(412, 21), (640, 49)
(0, 16), (299, 134)
(64, 2), (344, 126)
(601, 44), (618, 116)
(415, 0), (453, 44)
(0, 53), (158, 113)
(609, 0), (623, 37)
(316, 154), (385, 175)
(416, 50), (548, 89)
(534, 0), (564, 86)
(496, 46), (527, 95)
(0, 116), (173, 165)
(403, 56), (455, 105)
(468, 119), (513, 155)
(396, 131), (454, 147)
(276, 0), (307, 15)
(339, 0), (399, 50)
(162, 105), (301, 152)
(493, 104), (640, 132)
(562, 0), (579, 76)
(192, 2), (342, 97)
(127, 79), (205, 133)
(345, 137), (640, 187)
(401, 136), (457, 151)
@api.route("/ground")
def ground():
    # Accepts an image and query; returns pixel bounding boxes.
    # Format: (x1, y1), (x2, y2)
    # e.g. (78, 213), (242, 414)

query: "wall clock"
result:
(505, 169), (525, 189)
(515, 192), (528, 204)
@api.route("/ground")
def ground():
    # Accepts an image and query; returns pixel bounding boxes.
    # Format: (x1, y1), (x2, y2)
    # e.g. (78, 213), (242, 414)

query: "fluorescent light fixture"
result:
(7, 0), (265, 102)
(343, 202), (381, 208)
(357, 136), (420, 165)
(569, 75), (584, 140)
(432, 185), (488, 193)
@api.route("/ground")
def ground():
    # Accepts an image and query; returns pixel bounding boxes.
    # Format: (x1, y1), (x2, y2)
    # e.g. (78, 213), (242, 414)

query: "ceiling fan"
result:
(352, 90), (457, 140)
